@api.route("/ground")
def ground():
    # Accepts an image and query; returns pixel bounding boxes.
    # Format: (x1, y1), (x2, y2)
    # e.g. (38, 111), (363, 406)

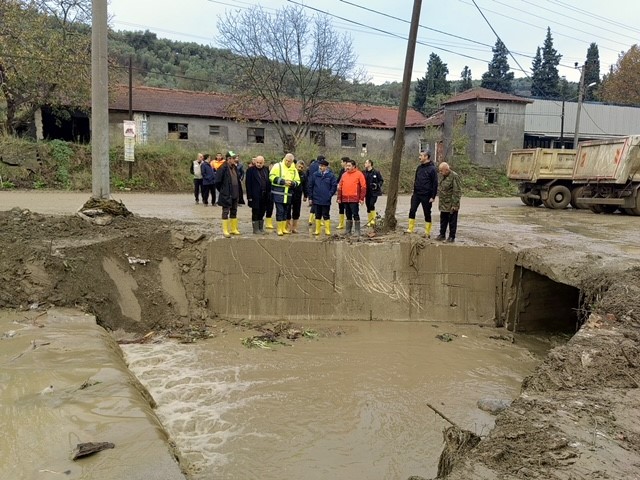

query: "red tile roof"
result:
(109, 85), (427, 129)
(442, 87), (532, 105)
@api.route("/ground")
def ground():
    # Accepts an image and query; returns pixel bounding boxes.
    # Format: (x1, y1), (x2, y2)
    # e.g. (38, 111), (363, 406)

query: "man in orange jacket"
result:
(337, 158), (367, 236)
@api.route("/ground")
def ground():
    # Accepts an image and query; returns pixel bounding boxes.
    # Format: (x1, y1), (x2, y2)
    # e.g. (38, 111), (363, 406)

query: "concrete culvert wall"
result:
(205, 238), (519, 325)
(507, 267), (581, 333)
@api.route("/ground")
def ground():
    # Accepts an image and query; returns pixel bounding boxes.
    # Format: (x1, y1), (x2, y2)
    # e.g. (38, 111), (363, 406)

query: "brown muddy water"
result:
(122, 321), (555, 480)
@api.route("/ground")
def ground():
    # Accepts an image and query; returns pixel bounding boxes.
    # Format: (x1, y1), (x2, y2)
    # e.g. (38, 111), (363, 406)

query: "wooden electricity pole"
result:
(91, 0), (110, 199)
(382, 0), (422, 231)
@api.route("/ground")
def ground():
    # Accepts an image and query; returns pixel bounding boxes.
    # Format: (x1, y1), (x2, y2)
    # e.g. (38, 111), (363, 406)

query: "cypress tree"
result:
(413, 53), (450, 113)
(532, 27), (562, 99)
(481, 39), (514, 93)
(460, 66), (472, 91)
(584, 43), (601, 101)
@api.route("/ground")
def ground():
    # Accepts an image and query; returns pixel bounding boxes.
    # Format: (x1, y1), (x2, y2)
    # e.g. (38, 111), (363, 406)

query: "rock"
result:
(477, 398), (511, 414)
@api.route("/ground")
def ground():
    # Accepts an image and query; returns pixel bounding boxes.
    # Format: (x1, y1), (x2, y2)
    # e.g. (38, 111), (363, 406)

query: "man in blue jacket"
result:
(308, 158), (337, 236)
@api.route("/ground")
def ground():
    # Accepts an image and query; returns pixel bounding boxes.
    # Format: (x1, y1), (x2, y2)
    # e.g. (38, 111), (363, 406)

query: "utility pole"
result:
(128, 55), (133, 180)
(383, 0), (422, 231)
(573, 62), (585, 149)
(91, 0), (110, 199)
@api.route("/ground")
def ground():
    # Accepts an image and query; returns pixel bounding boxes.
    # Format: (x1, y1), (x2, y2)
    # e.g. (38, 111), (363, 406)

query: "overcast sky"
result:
(107, 0), (640, 85)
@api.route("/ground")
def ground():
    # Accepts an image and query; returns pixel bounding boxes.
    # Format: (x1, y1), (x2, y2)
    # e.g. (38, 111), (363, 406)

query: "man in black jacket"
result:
(406, 150), (438, 237)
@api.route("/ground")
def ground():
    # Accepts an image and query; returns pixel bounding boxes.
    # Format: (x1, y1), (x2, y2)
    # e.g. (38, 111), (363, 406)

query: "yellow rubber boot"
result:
(337, 214), (345, 229)
(230, 218), (240, 235)
(406, 218), (416, 233)
(425, 222), (432, 238)
(265, 217), (274, 229)
(222, 219), (231, 238)
(370, 211), (377, 226)
(308, 213), (315, 225)
(324, 220), (331, 235)
(314, 220), (322, 235)
(277, 221), (284, 236)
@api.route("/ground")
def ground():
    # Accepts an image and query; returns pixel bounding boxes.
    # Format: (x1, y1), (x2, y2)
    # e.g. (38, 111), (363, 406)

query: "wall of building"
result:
(108, 112), (423, 159)
(444, 101), (527, 168)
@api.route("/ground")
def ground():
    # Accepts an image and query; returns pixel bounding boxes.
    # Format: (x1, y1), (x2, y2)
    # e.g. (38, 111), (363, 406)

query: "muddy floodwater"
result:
(123, 322), (554, 480)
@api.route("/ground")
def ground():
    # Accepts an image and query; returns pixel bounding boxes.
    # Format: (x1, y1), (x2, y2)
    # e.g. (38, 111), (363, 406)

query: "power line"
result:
(546, 0), (640, 36)
(488, 0), (634, 50)
(518, 0), (639, 43)
(471, 0), (531, 77)
(286, 0), (492, 65)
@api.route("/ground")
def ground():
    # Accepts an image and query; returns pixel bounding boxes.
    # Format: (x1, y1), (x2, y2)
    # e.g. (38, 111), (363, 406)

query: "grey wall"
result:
(444, 101), (527, 168)
(205, 238), (515, 325)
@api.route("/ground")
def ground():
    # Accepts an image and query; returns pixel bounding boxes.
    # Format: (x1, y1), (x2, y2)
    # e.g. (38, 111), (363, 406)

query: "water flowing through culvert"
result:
(122, 321), (552, 480)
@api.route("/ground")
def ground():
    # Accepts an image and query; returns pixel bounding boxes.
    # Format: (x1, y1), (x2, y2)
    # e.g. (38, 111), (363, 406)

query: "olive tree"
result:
(217, 4), (364, 152)
(0, 0), (91, 135)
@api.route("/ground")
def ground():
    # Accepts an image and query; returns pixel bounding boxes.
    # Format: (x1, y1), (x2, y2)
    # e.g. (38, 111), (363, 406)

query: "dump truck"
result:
(573, 135), (640, 215)
(507, 148), (579, 209)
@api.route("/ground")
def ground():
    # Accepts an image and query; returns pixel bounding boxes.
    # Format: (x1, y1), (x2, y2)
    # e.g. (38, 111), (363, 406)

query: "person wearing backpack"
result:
(191, 153), (204, 204)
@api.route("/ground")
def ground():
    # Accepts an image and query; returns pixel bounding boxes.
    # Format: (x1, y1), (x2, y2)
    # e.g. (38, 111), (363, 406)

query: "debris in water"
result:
(436, 333), (457, 342)
(41, 385), (54, 395)
(72, 442), (115, 460)
(127, 256), (149, 266)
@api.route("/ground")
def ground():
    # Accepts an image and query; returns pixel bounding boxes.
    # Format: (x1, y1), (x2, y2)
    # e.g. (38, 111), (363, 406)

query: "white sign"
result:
(124, 137), (135, 162)
(123, 120), (136, 138)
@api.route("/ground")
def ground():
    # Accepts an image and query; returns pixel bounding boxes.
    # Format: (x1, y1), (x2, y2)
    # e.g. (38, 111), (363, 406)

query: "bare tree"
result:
(217, 4), (364, 152)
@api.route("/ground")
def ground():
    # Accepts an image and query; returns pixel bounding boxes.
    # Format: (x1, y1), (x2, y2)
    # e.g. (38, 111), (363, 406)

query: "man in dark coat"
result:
(215, 151), (244, 238)
(306, 155), (324, 225)
(245, 155), (271, 234)
(406, 150), (438, 238)
(200, 154), (216, 206)
(363, 159), (384, 227)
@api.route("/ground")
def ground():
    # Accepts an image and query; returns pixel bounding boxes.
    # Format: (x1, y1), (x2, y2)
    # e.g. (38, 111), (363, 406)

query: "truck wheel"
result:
(521, 196), (531, 206)
(570, 186), (588, 209)
(623, 194), (640, 216)
(543, 185), (571, 209)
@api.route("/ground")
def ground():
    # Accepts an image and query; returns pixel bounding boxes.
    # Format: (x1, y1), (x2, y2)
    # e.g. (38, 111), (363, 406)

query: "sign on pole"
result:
(123, 120), (136, 162)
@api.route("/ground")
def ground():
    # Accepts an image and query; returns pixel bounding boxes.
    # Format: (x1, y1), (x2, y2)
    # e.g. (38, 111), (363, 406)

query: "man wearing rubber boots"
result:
(406, 150), (438, 237)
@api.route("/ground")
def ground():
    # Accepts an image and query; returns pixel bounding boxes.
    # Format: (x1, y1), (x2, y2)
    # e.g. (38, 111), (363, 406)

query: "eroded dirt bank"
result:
(1, 193), (640, 479)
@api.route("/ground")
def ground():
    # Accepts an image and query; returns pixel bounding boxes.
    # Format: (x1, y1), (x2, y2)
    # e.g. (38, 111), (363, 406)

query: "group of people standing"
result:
(191, 149), (460, 241)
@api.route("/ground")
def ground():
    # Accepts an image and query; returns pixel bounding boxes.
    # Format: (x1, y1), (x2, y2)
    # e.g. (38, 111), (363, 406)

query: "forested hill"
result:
(108, 29), (407, 107)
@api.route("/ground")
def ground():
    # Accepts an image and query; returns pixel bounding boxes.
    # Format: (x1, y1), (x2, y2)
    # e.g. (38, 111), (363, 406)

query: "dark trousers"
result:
(275, 202), (292, 221)
(193, 178), (203, 201)
(266, 197), (274, 218)
(344, 202), (360, 221)
(409, 194), (433, 222)
(339, 202), (345, 215)
(221, 199), (238, 219)
(440, 210), (458, 239)
(291, 193), (303, 220)
(315, 204), (330, 220)
(251, 196), (268, 221)
(365, 195), (378, 213)
(202, 184), (216, 205)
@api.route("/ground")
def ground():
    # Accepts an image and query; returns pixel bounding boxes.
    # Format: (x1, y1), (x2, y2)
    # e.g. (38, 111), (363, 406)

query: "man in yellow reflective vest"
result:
(269, 153), (301, 236)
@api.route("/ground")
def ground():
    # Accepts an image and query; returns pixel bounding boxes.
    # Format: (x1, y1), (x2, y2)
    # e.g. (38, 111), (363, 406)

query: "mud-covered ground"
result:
(1, 190), (640, 479)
